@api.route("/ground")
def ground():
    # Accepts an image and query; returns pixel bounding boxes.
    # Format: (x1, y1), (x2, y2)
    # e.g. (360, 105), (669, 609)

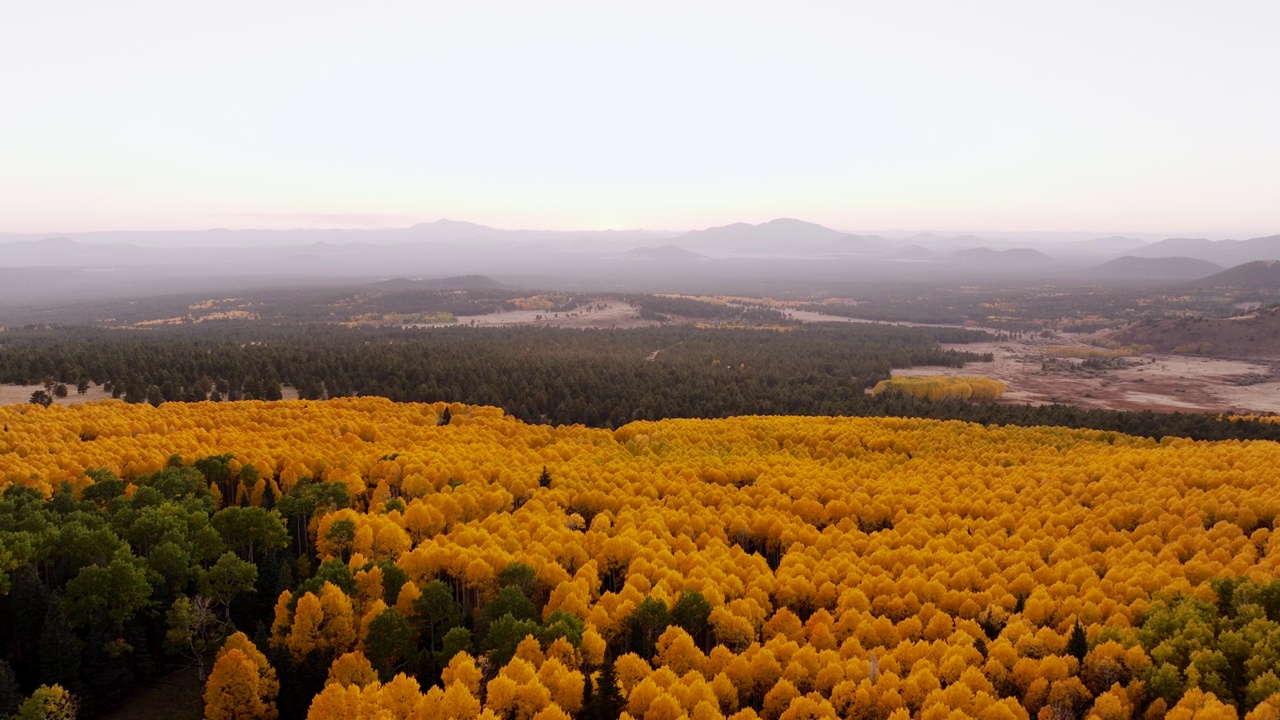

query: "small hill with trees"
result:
(1111, 305), (1280, 358)
(1194, 259), (1280, 291)
(1087, 256), (1223, 282)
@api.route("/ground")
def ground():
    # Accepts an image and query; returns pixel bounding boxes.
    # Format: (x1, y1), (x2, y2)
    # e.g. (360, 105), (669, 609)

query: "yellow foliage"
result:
(205, 646), (276, 720)
(442, 653), (484, 698)
(327, 651), (379, 688)
(871, 375), (1007, 401)
(7, 400), (1280, 718)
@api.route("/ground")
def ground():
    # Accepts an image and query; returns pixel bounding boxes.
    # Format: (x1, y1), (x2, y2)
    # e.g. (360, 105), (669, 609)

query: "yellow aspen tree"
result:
(354, 566), (385, 612)
(287, 592), (325, 661)
(762, 678), (800, 720)
(486, 657), (552, 720)
(376, 674), (422, 719)
(778, 693), (839, 720)
(305, 682), (362, 720)
(319, 582), (358, 655)
(680, 697), (715, 720)
(16, 685), (78, 720)
(537, 657), (585, 716)
(442, 652), (484, 697)
(270, 590), (293, 650)
(514, 635), (545, 668)
(327, 651), (379, 688)
(1087, 684), (1134, 720)
(711, 671), (740, 714)
(436, 681), (482, 720)
(626, 677), (664, 720)
(580, 627), (607, 668)
(1245, 696), (1280, 720)
(353, 524), (376, 559)
(358, 599), (389, 647)
(615, 653), (652, 695)
(644, 692), (685, 720)
(530, 705), (572, 720)
(1165, 689), (1239, 720)
(395, 581), (422, 618)
(655, 626), (707, 677)
(545, 637), (578, 669)
(218, 632), (278, 716)
(204, 649), (268, 720)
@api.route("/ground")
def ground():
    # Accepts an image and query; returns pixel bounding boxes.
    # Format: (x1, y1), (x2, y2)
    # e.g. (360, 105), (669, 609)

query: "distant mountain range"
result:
(1128, 235), (1280, 267)
(4, 218), (1278, 265)
(674, 218), (844, 255)
(663, 221), (1156, 260)
(1, 219), (1278, 308)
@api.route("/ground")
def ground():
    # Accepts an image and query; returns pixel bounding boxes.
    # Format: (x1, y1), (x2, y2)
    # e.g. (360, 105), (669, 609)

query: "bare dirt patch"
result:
(894, 337), (1280, 415)
(0, 384), (299, 407)
(787, 309), (973, 329)
(797, 309), (1280, 414)
(412, 302), (658, 330)
(0, 383), (113, 406)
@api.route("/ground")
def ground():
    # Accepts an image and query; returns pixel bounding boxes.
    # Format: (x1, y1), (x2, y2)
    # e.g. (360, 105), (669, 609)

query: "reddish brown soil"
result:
(894, 337), (1280, 414)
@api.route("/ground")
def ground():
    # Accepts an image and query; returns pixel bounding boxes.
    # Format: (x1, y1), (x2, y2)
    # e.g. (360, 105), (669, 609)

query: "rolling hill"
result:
(1087, 256), (1224, 281)
(673, 218), (844, 254)
(1111, 304), (1280, 357)
(1129, 234), (1280, 266)
(1195, 259), (1280, 290)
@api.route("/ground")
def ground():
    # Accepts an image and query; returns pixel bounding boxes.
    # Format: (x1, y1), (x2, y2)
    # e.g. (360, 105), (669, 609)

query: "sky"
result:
(1, 1), (1278, 237)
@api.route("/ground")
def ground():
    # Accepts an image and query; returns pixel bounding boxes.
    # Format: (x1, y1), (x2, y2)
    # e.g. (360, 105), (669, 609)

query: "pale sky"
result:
(1, 1), (1277, 236)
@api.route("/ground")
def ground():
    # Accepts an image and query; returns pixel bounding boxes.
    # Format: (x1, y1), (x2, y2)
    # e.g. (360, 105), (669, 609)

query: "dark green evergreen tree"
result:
(0, 659), (21, 718)
(38, 596), (83, 696)
(582, 656), (623, 720)
(1067, 620), (1088, 663)
(363, 608), (416, 681)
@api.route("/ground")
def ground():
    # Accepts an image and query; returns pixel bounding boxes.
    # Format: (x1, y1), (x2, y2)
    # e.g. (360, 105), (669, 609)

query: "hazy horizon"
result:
(3, 1), (1278, 238)
(0, 216), (1271, 247)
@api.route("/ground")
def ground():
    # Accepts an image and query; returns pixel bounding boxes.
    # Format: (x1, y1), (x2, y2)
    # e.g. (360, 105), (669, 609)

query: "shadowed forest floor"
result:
(101, 666), (203, 720)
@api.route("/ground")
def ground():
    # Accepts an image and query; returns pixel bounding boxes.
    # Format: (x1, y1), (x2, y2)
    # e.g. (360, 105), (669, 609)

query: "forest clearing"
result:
(892, 337), (1280, 415)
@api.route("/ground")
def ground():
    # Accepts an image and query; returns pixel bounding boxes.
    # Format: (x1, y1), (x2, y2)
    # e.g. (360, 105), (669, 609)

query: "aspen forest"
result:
(0, 398), (1277, 720)
(5, 2), (1279, 718)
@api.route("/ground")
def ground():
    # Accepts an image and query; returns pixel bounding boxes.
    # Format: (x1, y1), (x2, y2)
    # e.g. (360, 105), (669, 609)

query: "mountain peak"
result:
(676, 219), (843, 254)
(760, 217), (829, 229)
